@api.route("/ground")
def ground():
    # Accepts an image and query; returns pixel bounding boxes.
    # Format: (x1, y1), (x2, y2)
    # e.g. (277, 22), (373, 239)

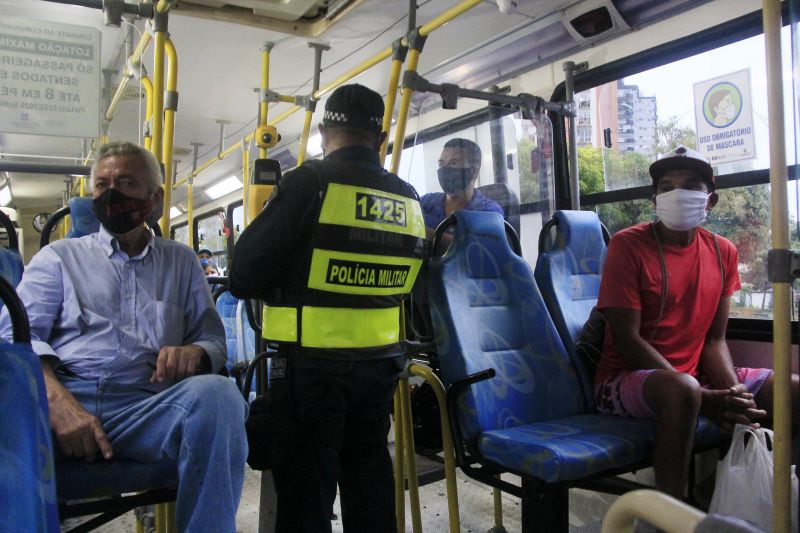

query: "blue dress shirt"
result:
(420, 189), (504, 230)
(0, 226), (226, 391)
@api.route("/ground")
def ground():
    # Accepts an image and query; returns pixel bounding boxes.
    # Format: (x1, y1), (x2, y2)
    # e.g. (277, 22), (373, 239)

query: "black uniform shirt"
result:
(229, 145), (389, 303)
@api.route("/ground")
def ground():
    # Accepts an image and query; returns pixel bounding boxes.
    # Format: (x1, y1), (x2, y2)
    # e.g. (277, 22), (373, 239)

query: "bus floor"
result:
(60, 463), (644, 532)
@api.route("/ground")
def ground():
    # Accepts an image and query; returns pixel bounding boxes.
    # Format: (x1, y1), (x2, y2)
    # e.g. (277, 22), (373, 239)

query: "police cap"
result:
(323, 84), (384, 133)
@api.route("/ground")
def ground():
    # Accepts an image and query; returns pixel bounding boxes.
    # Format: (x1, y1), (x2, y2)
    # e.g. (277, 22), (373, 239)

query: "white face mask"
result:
(655, 188), (710, 231)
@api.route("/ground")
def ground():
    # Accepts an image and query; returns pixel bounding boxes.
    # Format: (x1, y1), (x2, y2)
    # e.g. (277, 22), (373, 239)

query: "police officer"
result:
(229, 84), (425, 533)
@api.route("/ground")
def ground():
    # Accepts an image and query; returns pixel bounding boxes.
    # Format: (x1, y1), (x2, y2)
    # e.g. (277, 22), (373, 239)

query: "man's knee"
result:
(646, 371), (701, 418)
(183, 374), (248, 423)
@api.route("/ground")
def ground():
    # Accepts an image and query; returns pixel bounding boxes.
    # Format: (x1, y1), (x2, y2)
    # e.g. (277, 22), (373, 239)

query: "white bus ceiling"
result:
(0, 0), (726, 225)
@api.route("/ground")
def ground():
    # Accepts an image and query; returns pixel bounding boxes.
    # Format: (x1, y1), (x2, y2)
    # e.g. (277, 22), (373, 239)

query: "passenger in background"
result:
(0, 142), (248, 533)
(201, 259), (220, 277)
(420, 138), (503, 236)
(197, 248), (213, 260)
(230, 84), (425, 533)
(595, 145), (798, 499)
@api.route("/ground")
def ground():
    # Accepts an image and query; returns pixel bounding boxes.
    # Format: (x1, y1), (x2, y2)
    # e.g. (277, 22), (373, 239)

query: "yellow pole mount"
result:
(390, 29), (427, 175)
(380, 38), (409, 165)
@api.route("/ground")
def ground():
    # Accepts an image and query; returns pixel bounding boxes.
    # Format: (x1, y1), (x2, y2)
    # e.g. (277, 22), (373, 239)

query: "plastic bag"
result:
(709, 424), (798, 531)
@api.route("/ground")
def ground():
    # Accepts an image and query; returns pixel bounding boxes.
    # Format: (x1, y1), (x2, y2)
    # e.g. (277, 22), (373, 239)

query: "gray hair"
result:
(90, 142), (163, 194)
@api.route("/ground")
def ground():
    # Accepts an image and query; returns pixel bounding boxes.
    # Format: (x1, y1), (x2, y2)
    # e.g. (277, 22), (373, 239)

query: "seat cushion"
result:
(478, 414), (728, 484)
(56, 459), (177, 501)
(478, 414), (656, 483)
(0, 248), (24, 288)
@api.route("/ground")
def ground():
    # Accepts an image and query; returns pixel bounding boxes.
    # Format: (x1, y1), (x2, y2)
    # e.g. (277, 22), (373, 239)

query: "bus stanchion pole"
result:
(160, 36), (179, 237)
(398, 365), (423, 532)
(763, 1), (792, 532)
(390, 29), (426, 176)
(394, 389), (407, 532)
(409, 363), (461, 533)
(380, 38), (408, 166)
(297, 43), (328, 165)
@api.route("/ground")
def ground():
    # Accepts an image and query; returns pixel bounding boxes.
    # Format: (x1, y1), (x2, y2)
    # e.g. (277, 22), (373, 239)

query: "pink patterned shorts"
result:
(594, 367), (772, 420)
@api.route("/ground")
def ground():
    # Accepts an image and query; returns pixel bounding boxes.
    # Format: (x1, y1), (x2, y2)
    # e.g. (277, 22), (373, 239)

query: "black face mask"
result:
(92, 188), (152, 235)
(437, 166), (472, 195)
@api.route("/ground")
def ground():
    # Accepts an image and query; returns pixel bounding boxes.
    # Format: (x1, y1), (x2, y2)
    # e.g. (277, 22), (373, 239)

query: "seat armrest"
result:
(445, 368), (496, 467)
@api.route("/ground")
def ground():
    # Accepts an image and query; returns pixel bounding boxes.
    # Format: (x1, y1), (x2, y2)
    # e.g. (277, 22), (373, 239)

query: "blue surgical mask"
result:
(437, 166), (472, 195)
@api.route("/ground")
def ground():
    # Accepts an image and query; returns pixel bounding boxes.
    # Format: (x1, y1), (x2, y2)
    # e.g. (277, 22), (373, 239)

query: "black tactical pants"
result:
(272, 350), (404, 533)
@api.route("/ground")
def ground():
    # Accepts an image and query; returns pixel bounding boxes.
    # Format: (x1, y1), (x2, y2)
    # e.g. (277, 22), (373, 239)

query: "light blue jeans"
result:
(60, 374), (248, 532)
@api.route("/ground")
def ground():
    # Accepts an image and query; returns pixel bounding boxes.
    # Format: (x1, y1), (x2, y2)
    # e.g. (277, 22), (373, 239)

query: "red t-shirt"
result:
(595, 223), (741, 382)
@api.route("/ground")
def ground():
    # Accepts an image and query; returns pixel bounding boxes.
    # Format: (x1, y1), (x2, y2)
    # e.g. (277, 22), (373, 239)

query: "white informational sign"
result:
(0, 16), (100, 138)
(694, 69), (755, 165)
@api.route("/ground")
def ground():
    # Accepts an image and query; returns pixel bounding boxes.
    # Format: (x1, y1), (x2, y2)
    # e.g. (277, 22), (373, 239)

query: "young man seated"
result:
(0, 142), (248, 532)
(595, 145), (798, 498)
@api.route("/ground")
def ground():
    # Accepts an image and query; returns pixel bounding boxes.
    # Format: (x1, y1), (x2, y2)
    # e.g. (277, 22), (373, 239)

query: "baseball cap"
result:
(323, 84), (384, 133)
(649, 145), (715, 190)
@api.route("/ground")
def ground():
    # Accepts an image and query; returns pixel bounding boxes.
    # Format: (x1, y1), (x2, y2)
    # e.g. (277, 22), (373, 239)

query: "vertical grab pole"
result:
(242, 140), (251, 227)
(409, 364), (461, 533)
(161, 37), (178, 237)
(142, 75), (154, 151)
(259, 42), (274, 160)
(380, 39), (408, 166)
(394, 389), (406, 533)
(399, 366), (422, 533)
(189, 142), (202, 249)
(298, 43), (328, 165)
(389, 30), (426, 175)
(151, 16), (166, 167)
(562, 61), (587, 211)
(764, 2), (792, 532)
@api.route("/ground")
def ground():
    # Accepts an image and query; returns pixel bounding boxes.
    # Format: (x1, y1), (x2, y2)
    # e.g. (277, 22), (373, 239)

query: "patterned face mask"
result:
(655, 188), (710, 231)
(93, 188), (153, 235)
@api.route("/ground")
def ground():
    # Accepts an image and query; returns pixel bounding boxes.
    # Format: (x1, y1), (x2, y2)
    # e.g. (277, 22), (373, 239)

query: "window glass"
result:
(196, 211), (227, 273)
(388, 106), (556, 265)
(172, 223), (189, 247)
(231, 204), (244, 244)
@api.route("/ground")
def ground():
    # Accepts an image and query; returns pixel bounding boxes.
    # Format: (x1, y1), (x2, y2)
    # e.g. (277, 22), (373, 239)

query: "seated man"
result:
(595, 145), (798, 498)
(0, 142), (248, 532)
(421, 138), (503, 236)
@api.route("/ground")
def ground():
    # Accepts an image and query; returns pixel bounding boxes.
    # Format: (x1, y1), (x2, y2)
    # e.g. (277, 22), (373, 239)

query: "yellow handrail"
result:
(151, 29), (166, 165)
(142, 75), (154, 150)
(260, 44), (271, 159)
(389, 47), (420, 175)
(242, 141), (251, 227)
(104, 31), (153, 123)
(160, 37), (178, 237)
(393, 391), (406, 532)
(764, 2), (792, 532)
(380, 53), (405, 165)
(296, 109), (314, 165)
(417, 0), (483, 37)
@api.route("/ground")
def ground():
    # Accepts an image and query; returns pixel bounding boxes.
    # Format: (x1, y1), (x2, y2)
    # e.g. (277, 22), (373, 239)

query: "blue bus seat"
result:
(428, 211), (724, 531)
(66, 197), (101, 238)
(0, 208), (23, 288)
(216, 290), (240, 373)
(534, 210), (608, 409)
(0, 339), (59, 532)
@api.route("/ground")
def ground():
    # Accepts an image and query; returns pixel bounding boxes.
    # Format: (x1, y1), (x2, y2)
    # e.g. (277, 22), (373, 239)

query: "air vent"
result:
(179, 0), (327, 22)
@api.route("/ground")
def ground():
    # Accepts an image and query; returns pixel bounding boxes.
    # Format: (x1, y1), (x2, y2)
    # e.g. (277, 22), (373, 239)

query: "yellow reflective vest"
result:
(263, 159), (425, 359)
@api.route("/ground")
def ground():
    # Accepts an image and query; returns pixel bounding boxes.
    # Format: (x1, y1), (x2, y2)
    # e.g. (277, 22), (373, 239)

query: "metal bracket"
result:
(406, 28), (427, 52)
(297, 96), (317, 112)
(391, 38), (409, 62)
(259, 41), (275, 54)
(767, 249), (800, 282)
(215, 120), (230, 157)
(190, 142), (203, 174)
(152, 7), (168, 32)
(136, 1), (154, 19)
(164, 90), (178, 111)
(260, 89), (282, 103)
(126, 57), (147, 78)
(103, 0), (125, 27)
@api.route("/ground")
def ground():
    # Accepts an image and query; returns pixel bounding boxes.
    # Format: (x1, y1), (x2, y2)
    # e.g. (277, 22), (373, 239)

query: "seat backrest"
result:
(66, 197), (101, 238)
(215, 290), (239, 372)
(0, 276), (59, 531)
(477, 183), (521, 236)
(0, 208), (23, 287)
(534, 210), (608, 408)
(428, 211), (585, 441)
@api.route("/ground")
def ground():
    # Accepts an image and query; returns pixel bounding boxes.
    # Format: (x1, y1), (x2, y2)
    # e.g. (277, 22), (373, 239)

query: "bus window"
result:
(388, 105), (556, 265)
(195, 209), (227, 273)
(171, 222), (189, 247)
(231, 203), (244, 244)
(576, 26), (797, 321)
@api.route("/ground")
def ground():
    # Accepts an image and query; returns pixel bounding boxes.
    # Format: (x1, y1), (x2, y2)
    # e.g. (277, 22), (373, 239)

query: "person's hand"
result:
(702, 384), (766, 431)
(150, 344), (206, 383)
(49, 394), (113, 462)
